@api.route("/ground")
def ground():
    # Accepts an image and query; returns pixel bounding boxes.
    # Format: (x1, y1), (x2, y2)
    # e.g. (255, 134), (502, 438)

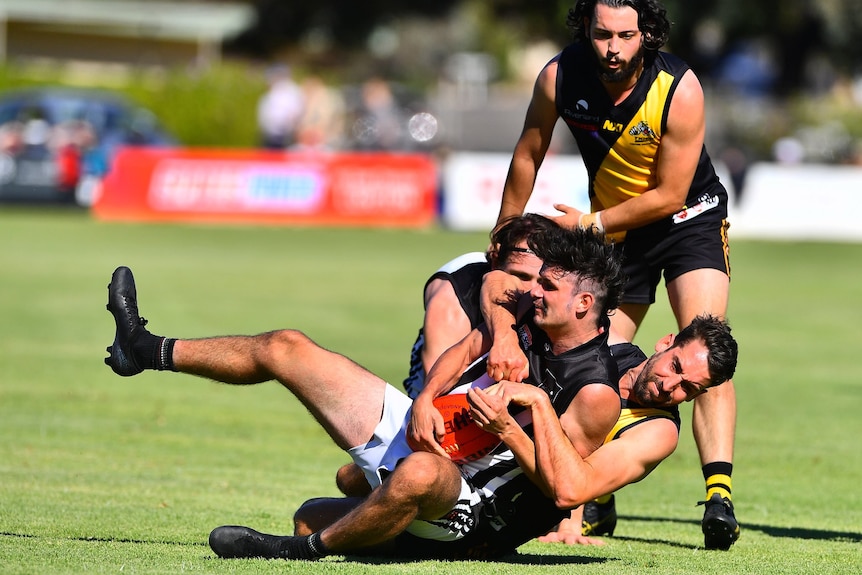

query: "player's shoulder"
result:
(609, 342), (648, 373)
(653, 50), (690, 72)
(436, 252), (488, 275)
(425, 252), (488, 293)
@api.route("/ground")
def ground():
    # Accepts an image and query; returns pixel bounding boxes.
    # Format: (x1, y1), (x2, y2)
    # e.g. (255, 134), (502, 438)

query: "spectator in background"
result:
(0, 121), (25, 156)
(352, 77), (403, 150)
(294, 76), (346, 151)
(50, 121), (82, 193)
(71, 120), (109, 206)
(257, 64), (304, 150)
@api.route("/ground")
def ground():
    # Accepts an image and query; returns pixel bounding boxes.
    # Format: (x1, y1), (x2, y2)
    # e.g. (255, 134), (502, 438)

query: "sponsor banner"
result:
(729, 163), (862, 241)
(93, 148), (438, 227)
(440, 152), (590, 230)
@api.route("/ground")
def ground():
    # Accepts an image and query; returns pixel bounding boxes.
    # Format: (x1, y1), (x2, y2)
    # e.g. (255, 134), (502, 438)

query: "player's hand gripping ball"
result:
(409, 393), (501, 464)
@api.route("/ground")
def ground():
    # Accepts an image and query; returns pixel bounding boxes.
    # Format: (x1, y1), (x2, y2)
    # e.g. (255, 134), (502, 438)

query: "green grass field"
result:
(1, 208), (860, 574)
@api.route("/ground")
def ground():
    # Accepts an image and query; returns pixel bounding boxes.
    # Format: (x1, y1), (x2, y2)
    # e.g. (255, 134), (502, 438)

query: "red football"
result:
(409, 393), (501, 464)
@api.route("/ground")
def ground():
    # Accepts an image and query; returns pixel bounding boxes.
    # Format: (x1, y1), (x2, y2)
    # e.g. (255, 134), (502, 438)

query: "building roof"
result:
(0, 0), (255, 42)
(0, 0), (257, 68)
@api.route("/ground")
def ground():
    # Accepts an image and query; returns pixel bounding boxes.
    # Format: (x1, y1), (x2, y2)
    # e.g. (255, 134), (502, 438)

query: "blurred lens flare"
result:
(407, 112), (438, 143)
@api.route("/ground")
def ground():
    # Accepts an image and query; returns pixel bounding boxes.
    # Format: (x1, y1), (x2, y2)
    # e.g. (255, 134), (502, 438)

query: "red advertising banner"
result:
(93, 147), (438, 227)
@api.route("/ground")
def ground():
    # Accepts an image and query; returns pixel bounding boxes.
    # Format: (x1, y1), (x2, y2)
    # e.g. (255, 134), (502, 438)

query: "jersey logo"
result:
(535, 368), (563, 404)
(562, 99), (601, 130)
(517, 324), (533, 351)
(628, 121), (658, 144)
(603, 119), (624, 133)
(673, 194), (719, 224)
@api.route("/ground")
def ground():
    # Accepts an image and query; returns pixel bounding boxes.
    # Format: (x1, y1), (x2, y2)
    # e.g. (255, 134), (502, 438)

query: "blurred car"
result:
(0, 87), (174, 205)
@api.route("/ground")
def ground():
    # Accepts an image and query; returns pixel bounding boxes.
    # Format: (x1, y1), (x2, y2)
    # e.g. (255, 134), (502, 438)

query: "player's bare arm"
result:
(421, 278), (473, 374)
(551, 70), (707, 234)
(497, 59), (560, 226)
(468, 382), (549, 494)
(595, 70), (706, 234)
(409, 326), (492, 456)
(533, 406), (681, 510)
(476, 380), (618, 506)
(558, 383), (621, 459)
(480, 269), (532, 382)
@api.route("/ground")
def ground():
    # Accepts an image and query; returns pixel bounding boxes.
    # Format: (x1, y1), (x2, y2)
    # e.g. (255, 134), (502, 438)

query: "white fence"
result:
(441, 151), (862, 242)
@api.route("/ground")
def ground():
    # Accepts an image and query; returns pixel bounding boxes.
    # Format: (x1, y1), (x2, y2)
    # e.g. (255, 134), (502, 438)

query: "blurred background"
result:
(0, 0), (859, 215)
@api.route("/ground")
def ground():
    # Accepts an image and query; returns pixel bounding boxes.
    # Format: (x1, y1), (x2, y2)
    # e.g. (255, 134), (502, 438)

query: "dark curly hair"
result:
(566, 0), (671, 51)
(489, 213), (561, 268)
(526, 225), (626, 319)
(674, 314), (738, 387)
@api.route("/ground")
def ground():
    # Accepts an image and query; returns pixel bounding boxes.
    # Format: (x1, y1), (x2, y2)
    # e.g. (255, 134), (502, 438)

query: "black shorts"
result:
(616, 211), (730, 306)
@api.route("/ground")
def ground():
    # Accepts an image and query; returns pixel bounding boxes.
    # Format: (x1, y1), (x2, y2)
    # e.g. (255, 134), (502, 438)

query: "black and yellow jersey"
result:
(555, 43), (726, 239)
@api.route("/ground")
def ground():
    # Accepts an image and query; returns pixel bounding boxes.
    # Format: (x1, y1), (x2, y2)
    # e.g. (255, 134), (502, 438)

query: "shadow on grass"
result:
(1, 531), (612, 565)
(9, 514), (859, 566)
(0, 532), (207, 547)
(343, 553), (612, 566)
(620, 514), (862, 543)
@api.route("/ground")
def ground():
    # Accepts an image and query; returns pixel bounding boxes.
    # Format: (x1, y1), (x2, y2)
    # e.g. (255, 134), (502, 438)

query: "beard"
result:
(598, 48), (644, 84)
(630, 372), (655, 405)
(629, 355), (669, 406)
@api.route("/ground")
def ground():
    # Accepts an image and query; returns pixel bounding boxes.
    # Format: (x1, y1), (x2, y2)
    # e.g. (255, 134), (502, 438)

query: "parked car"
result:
(0, 87), (174, 205)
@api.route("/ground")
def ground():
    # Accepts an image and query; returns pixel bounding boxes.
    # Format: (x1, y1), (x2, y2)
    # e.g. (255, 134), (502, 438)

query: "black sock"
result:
(131, 333), (177, 371)
(280, 532), (329, 560)
(307, 532), (329, 558)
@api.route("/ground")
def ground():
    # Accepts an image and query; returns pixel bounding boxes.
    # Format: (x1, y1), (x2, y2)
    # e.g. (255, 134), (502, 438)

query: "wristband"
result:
(578, 211), (605, 233)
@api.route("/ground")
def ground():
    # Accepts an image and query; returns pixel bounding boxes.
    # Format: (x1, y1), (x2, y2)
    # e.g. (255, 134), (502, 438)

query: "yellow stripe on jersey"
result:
(592, 69), (676, 214)
(604, 406), (680, 444)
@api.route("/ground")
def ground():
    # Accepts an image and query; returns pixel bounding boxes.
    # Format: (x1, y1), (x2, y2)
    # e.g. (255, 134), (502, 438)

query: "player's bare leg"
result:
(293, 497), (364, 535)
(105, 266), (463, 559)
(610, 302), (650, 342)
(105, 265), (386, 451)
(668, 268), (739, 550)
(209, 451), (463, 559)
(335, 463), (372, 497)
(171, 330), (385, 450)
(317, 452), (462, 551)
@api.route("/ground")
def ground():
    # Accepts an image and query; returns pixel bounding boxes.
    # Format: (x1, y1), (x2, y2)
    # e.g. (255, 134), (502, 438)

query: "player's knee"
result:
(293, 506), (315, 536)
(388, 452), (462, 521)
(336, 463), (372, 497)
(293, 497), (358, 535)
(259, 329), (313, 361)
(392, 452), (460, 501)
(293, 497), (325, 535)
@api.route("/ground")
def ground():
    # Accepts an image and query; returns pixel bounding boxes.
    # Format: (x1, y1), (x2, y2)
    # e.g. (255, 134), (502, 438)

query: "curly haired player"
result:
(497, 0), (738, 549)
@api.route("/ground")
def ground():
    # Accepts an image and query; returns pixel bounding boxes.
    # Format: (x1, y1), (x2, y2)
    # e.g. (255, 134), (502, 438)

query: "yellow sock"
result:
(703, 462), (733, 500)
(594, 493), (613, 505)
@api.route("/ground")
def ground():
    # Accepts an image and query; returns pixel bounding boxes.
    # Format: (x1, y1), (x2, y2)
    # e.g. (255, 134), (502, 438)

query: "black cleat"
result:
(104, 266), (148, 376)
(699, 494), (740, 550)
(209, 525), (320, 560)
(582, 494), (617, 536)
